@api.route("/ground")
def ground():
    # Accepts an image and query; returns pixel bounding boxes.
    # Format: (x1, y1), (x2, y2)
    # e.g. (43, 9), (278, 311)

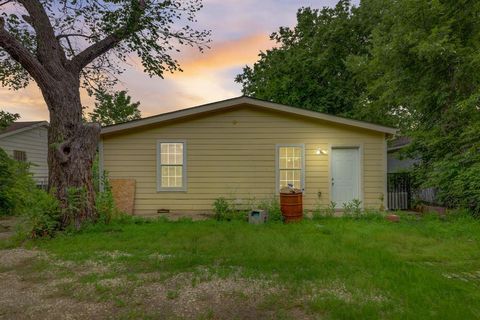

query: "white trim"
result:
(156, 140), (187, 192)
(275, 144), (306, 194)
(329, 145), (363, 209)
(101, 97), (397, 135)
(383, 136), (389, 210)
(0, 121), (49, 139)
(98, 139), (104, 192)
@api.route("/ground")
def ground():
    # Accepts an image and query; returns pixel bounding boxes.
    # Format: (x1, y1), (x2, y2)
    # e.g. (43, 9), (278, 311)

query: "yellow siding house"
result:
(100, 96), (397, 216)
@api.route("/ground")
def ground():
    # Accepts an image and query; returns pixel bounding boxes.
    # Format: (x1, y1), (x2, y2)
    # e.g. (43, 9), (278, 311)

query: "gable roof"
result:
(101, 96), (397, 135)
(388, 136), (412, 152)
(0, 121), (49, 139)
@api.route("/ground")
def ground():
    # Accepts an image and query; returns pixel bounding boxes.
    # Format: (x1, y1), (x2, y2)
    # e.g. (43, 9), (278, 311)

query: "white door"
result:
(331, 148), (360, 207)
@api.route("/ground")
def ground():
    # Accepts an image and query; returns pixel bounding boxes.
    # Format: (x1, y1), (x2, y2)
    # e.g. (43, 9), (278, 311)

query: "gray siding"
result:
(387, 150), (418, 173)
(0, 126), (48, 185)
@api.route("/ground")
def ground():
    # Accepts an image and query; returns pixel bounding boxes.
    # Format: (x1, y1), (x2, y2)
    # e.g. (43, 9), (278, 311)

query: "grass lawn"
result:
(1, 214), (480, 319)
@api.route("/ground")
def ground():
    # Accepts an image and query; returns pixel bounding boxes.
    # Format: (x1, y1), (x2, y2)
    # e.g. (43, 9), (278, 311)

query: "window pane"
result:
(175, 177), (182, 188)
(161, 165), (183, 188)
(161, 176), (168, 188)
(279, 147), (301, 169)
(161, 153), (168, 164)
(161, 144), (168, 164)
(176, 145), (183, 164)
(160, 143), (184, 165)
(279, 169), (302, 190)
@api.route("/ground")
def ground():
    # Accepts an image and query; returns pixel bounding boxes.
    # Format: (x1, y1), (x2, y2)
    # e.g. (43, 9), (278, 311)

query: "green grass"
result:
(12, 215), (480, 319)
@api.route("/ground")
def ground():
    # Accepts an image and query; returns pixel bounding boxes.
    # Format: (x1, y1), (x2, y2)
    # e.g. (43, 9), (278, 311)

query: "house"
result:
(387, 136), (417, 173)
(100, 96), (397, 216)
(387, 136), (438, 207)
(0, 121), (49, 187)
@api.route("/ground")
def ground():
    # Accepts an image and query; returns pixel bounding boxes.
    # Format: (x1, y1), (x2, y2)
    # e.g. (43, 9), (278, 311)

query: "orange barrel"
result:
(280, 192), (303, 223)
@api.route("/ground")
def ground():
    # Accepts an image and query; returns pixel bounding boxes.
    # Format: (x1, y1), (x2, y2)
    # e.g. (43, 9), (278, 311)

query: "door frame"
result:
(328, 144), (364, 208)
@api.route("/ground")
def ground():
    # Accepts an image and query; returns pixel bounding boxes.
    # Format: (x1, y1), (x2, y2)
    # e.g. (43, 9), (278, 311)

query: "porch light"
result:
(316, 148), (328, 155)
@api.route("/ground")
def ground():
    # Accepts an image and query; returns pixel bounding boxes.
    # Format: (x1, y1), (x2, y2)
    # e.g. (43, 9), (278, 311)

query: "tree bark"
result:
(38, 73), (100, 229)
(0, 1), (147, 229)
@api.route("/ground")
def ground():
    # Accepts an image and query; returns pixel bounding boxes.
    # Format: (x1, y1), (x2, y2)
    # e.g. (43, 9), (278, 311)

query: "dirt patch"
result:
(0, 249), (312, 319)
(0, 249), (47, 269)
(0, 271), (113, 320)
(0, 216), (18, 240)
(137, 272), (308, 319)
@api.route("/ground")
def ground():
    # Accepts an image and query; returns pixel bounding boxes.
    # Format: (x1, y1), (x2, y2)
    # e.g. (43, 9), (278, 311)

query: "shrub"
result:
(96, 177), (120, 224)
(213, 197), (231, 221)
(258, 196), (283, 222)
(312, 201), (336, 220)
(0, 148), (35, 215)
(18, 189), (61, 238)
(93, 156), (122, 224)
(342, 199), (362, 217)
(212, 197), (251, 221)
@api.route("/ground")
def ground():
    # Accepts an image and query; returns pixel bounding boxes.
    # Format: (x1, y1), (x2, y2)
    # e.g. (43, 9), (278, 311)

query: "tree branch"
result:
(0, 17), (49, 83)
(56, 33), (95, 40)
(17, 0), (66, 66)
(0, 0), (13, 7)
(69, 0), (146, 72)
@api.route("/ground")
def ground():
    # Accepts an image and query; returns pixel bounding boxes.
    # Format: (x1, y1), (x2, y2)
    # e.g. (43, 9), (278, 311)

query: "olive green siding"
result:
(102, 105), (387, 216)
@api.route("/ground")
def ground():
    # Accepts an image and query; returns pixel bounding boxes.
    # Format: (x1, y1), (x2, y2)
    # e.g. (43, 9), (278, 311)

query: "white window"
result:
(276, 145), (305, 191)
(157, 141), (187, 191)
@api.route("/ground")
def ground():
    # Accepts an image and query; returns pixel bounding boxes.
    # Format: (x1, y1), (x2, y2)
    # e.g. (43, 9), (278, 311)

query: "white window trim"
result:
(156, 140), (187, 192)
(275, 144), (306, 194)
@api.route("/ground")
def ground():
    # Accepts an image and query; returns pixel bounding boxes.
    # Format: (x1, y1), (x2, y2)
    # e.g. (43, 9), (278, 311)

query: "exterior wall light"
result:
(316, 148), (328, 155)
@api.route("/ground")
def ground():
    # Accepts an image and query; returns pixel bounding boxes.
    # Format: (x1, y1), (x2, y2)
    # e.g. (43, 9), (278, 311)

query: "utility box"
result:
(249, 210), (267, 224)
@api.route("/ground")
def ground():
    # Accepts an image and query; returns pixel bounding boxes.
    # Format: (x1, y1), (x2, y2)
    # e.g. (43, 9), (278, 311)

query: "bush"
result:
(312, 201), (336, 220)
(213, 197), (232, 221)
(213, 197), (257, 221)
(93, 155), (122, 224)
(258, 196), (283, 222)
(96, 178), (120, 224)
(0, 148), (35, 215)
(18, 189), (61, 238)
(342, 199), (362, 218)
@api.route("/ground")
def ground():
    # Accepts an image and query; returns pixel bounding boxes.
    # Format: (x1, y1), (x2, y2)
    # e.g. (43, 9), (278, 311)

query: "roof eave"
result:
(100, 96), (398, 136)
(0, 121), (49, 139)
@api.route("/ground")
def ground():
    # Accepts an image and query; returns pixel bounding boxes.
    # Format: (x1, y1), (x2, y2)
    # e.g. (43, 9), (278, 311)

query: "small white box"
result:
(249, 210), (267, 224)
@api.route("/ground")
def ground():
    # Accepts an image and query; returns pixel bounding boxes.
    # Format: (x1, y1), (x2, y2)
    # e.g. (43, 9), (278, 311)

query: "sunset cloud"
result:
(0, 0), (348, 121)
(173, 33), (273, 77)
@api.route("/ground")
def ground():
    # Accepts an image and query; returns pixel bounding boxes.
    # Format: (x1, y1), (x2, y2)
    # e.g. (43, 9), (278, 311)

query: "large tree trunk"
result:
(39, 74), (100, 229)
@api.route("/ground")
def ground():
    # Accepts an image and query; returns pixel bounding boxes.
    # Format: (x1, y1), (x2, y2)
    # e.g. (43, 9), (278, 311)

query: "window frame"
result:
(275, 144), (305, 193)
(13, 150), (27, 162)
(156, 140), (187, 192)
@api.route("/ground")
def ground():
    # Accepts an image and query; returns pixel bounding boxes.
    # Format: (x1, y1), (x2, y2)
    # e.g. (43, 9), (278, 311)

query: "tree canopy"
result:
(0, 0), (210, 227)
(89, 90), (141, 126)
(355, 0), (480, 213)
(237, 0), (480, 214)
(235, 1), (376, 116)
(0, 0), (210, 93)
(0, 110), (19, 130)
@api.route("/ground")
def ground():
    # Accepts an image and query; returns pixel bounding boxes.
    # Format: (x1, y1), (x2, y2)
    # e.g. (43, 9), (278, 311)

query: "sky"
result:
(0, 0), (355, 121)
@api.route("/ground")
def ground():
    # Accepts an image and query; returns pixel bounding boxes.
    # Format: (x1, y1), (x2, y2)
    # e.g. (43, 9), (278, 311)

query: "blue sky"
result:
(1, 0), (359, 120)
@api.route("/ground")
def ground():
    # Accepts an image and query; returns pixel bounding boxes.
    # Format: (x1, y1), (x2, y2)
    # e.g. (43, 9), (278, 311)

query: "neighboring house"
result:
(386, 136), (438, 207)
(100, 96), (397, 216)
(387, 136), (418, 173)
(0, 121), (49, 187)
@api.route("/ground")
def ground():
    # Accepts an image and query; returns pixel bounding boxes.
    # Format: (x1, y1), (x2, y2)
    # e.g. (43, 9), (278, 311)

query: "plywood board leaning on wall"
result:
(110, 179), (136, 215)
